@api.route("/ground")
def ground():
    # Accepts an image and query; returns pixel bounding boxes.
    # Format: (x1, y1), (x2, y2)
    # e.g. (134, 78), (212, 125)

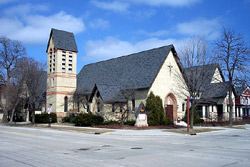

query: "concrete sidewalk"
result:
(3, 122), (250, 136)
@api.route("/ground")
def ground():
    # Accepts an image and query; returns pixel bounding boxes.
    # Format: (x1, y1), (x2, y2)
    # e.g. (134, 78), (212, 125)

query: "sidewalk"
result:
(2, 122), (250, 136)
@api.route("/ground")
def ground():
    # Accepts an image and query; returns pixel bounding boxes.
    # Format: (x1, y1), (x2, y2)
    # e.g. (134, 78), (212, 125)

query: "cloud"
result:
(0, 4), (85, 44)
(137, 29), (169, 37)
(131, 0), (201, 7)
(0, 0), (16, 5)
(82, 36), (187, 63)
(3, 3), (49, 16)
(176, 18), (221, 40)
(89, 18), (110, 29)
(91, 0), (129, 13)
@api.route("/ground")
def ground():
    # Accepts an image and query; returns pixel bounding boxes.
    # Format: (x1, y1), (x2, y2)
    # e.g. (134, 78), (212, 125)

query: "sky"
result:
(0, 0), (250, 73)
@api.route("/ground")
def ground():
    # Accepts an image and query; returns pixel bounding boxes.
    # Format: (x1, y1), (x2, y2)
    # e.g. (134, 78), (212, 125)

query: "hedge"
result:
(73, 113), (104, 126)
(35, 113), (57, 123)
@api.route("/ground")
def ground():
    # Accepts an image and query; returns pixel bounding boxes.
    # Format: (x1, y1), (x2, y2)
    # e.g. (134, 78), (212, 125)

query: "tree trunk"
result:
(8, 100), (19, 123)
(9, 109), (15, 123)
(229, 85), (233, 127)
(1, 110), (8, 123)
(31, 103), (35, 124)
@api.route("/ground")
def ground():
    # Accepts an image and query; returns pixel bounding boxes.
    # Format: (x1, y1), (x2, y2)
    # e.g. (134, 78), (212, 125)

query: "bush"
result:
(103, 120), (121, 125)
(62, 116), (70, 123)
(146, 92), (166, 126)
(35, 113), (57, 123)
(182, 107), (204, 125)
(73, 113), (104, 126)
(123, 120), (136, 126)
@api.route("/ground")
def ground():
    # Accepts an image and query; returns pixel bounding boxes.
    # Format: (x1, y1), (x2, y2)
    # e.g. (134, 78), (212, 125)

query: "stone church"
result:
(46, 28), (240, 123)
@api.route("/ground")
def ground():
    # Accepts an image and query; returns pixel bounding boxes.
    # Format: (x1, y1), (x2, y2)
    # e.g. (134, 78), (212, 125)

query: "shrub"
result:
(182, 107), (204, 124)
(35, 113), (57, 123)
(103, 120), (121, 125)
(73, 113), (104, 126)
(146, 92), (166, 126)
(123, 120), (136, 126)
(62, 116), (70, 123)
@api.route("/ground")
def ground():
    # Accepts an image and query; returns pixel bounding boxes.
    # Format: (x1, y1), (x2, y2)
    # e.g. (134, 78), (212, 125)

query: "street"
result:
(0, 124), (250, 167)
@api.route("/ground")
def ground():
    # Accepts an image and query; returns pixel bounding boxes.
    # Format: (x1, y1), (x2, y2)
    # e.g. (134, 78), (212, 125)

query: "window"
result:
(112, 104), (115, 112)
(97, 102), (101, 112)
(87, 104), (90, 113)
(120, 104), (123, 112)
(132, 99), (135, 111)
(198, 106), (202, 118)
(205, 106), (209, 118)
(68, 68), (72, 73)
(182, 103), (185, 112)
(64, 96), (68, 112)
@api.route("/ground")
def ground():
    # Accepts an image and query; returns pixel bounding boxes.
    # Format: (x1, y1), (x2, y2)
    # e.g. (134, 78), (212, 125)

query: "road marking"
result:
(0, 130), (36, 137)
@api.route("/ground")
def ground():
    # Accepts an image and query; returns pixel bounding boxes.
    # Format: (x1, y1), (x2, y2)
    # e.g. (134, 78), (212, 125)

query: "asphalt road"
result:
(0, 124), (250, 167)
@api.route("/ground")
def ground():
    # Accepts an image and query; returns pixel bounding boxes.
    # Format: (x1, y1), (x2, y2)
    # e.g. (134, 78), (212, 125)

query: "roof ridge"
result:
(83, 45), (173, 68)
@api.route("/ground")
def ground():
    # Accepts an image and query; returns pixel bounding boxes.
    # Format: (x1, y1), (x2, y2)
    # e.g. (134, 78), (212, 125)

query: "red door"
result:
(165, 105), (173, 121)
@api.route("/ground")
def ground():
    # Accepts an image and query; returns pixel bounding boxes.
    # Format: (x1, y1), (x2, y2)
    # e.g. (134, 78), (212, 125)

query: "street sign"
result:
(48, 105), (52, 114)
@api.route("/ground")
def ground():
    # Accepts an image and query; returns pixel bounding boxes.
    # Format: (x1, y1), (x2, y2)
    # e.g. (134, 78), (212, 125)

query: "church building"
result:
(46, 28), (244, 123)
(46, 28), (188, 122)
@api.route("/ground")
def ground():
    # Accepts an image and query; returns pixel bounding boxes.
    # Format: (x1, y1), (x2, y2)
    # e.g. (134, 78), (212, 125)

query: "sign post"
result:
(47, 105), (52, 127)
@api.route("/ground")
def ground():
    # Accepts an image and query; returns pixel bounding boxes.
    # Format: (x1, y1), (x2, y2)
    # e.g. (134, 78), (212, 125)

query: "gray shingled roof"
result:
(95, 84), (127, 103)
(77, 45), (176, 95)
(201, 82), (230, 99)
(185, 64), (228, 97)
(185, 64), (220, 89)
(46, 28), (78, 52)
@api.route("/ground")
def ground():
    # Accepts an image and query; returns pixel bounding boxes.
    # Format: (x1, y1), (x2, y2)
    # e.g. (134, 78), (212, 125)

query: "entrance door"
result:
(217, 105), (223, 121)
(165, 105), (173, 121)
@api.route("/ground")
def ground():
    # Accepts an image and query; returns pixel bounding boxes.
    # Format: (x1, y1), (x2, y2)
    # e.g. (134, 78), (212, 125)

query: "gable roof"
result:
(46, 28), (78, 53)
(90, 84), (127, 103)
(77, 45), (177, 94)
(185, 64), (224, 88)
(201, 82), (230, 99)
(185, 64), (230, 99)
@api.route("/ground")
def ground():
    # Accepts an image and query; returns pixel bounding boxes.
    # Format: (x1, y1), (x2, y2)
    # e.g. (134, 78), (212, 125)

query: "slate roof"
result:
(185, 64), (229, 99)
(77, 45), (177, 96)
(46, 28), (78, 52)
(185, 64), (223, 89)
(93, 84), (127, 103)
(201, 82), (230, 99)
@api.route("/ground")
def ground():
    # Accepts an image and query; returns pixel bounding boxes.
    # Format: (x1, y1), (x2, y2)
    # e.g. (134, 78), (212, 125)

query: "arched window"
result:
(64, 96), (68, 112)
(97, 102), (101, 112)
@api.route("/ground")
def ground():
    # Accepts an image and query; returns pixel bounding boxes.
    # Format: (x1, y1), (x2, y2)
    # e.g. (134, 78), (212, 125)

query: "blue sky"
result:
(0, 0), (249, 73)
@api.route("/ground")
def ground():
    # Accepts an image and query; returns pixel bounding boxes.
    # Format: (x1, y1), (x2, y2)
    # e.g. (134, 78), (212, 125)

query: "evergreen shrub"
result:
(182, 107), (204, 124)
(146, 92), (173, 126)
(62, 116), (70, 123)
(35, 113), (57, 123)
(103, 120), (121, 125)
(123, 120), (136, 126)
(73, 113), (104, 126)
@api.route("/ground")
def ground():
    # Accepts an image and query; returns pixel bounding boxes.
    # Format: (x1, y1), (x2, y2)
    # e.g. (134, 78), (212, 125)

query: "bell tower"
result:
(46, 28), (78, 121)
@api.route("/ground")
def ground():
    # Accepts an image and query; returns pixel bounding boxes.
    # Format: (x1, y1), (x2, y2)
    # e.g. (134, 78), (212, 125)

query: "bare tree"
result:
(18, 57), (46, 124)
(214, 28), (250, 126)
(71, 90), (90, 113)
(0, 36), (26, 122)
(176, 37), (210, 129)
